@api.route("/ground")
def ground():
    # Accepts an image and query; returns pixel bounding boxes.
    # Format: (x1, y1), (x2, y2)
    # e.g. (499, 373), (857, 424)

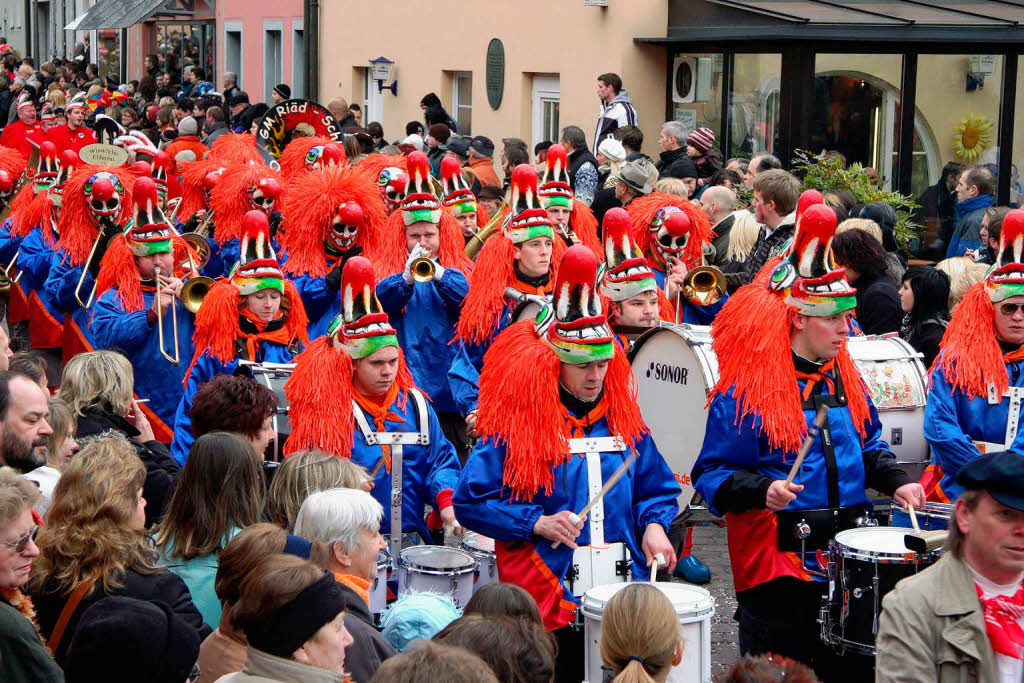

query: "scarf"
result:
(955, 193), (994, 220)
(332, 570), (371, 609)
(353, 382), (402, 473)
(1004, 346), (1024, 365)
(509, 264), (552, 296)
(793, 355), (837, 401)
(238, 309), (293, 362)
(976, 583), (1024, 659)
(558, 385), (608, 438)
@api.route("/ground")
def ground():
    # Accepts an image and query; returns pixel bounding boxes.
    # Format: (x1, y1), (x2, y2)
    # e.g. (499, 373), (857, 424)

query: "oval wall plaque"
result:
(486, 39), (505, 110)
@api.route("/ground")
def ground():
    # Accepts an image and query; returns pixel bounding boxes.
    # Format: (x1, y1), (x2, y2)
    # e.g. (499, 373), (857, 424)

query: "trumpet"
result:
(154, 266), (180, 365)
(410, 256), (436, 283)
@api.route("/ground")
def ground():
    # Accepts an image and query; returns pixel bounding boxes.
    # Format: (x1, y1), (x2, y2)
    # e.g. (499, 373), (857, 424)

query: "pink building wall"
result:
(217, 0), (304, 103)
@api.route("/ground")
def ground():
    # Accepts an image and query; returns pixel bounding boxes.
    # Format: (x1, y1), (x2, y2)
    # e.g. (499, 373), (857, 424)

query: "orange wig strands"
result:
(707, 282), (870, 454)
(476, 321), (647, 500)
(12, 191), (57, 244)
(351, 153), (407, 188)
(94, 233), (197, 313)
(280, 165), (387, 277)
(177, 157), (224, 223)
(933, 282), (1005, 399)
(454, 233), (567, 345)
(56, 165), (136, 266)
(569, 199), (601, 255)
(0, 146), (27, 185)
(627, 191), (713, 266)
(373, 208), (473, 278)
(283, 337), (418, 458)
(278, 136), (348, 179)
(209, 133), (265, 165)
(209, 163), (284, 244)
(475, 202), (491, 229)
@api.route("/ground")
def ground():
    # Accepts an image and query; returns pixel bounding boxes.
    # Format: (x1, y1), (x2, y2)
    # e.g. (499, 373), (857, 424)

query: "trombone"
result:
(154, 266), (180, 365)
(464, 197), (509, 259)
(165, 196), (183, 224)
(74, 232), (103, 310)
(0, 252), (22, 294)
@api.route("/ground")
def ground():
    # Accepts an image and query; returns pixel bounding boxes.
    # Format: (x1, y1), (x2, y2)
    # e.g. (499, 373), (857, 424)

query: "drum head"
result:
(400, 546), (475, 571)
(582, 581), (714, 618)
(835, 527), (917, 557)
(628, 324), (716, 505)
(461, 532), (495, 553)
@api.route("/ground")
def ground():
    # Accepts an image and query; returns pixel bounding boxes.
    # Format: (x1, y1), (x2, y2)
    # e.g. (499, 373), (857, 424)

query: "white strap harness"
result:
(975, 385), (1024, 453)
(352, 388), (430, 561)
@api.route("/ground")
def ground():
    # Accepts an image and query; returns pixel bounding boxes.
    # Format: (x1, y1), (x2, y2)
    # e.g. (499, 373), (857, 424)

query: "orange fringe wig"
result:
(706, 280), (870, 455)
(626, 191), (713, 268)
(94, 234), (199, 313)
(476, 320), (647, 500)
(183, 278), (309, 381)
(209, 133), (265, 165)
(55, 165), (136, 266)
(455, 232), (567, 345)
(209, 163), (284, 244)
(351, 153), (407, 188)
(475, 202), (491, 229)
(932, 282), (1004, 399)
(11, 190), (57, 244)
(372, 207), (473, 278)
(278, 136), (348, 179)
(280, 165), (387, 277)
(569, 199), (601, 255)
(177, 157), (224, 223)
(0, 146), (27, 186)
(283, 336), (417, 458)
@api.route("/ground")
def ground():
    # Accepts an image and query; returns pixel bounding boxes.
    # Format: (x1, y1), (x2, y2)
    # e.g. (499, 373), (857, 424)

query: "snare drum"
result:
(369, 551), (391, 618)
(821, 527), (940, 655)
(460, 533), (497, 592)
(567, 544), (630, 598)
(582, 582), (714, 683)
(890, 502), (952, 531)
(397, 546), (476, 609)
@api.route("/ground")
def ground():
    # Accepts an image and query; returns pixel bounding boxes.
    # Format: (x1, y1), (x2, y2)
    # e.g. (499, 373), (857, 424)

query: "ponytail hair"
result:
(600, 584), (682, 682)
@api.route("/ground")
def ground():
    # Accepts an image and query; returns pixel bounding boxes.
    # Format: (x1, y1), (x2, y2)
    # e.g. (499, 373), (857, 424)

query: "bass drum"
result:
(629, 325), (929, 507)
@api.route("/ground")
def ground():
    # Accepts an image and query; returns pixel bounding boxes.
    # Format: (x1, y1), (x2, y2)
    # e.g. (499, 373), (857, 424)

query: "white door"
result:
(532, 75), (560, 150)
(363, 68), (382, 126)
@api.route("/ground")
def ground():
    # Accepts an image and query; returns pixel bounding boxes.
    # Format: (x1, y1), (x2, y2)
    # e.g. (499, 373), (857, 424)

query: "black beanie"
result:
(65, 597), (200, 683)
(273, 83), (291, 100)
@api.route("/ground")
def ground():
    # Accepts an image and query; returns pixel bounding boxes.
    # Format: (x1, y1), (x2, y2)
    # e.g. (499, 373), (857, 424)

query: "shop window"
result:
(733, 53), (781, 159)
(671, 53), (723, 147)
(452, 72), (472, 136)
(224, 26), (242, 89)
(1013, 56), (1024, 208)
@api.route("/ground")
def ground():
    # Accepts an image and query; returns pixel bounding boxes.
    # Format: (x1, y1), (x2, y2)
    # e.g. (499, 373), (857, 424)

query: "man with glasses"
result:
(924, 208), (1024, 503)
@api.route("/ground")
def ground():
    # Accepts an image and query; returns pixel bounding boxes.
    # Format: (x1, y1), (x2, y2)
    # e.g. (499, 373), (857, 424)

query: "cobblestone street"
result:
(691, 523), (740, 677)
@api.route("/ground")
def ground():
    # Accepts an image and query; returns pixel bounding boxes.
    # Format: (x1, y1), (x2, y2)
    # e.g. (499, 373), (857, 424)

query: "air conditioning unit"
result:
(672, 57), (714, 104)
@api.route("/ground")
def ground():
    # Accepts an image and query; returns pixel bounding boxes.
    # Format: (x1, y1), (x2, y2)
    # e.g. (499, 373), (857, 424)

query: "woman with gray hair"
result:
(294, 488), (395, 682)
(57, 351), (179, 527)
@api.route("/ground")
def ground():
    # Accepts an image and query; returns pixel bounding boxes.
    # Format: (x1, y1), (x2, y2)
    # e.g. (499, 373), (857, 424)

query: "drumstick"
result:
(907, 504), (921, 534)
(650, 553), (665, 583)
(367, 454), (387, 480)
(784, 405), (829, 489)
(551, 449), (639, 549)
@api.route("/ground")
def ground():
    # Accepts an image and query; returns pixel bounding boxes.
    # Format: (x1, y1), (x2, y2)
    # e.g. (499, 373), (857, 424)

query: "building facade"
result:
(217, 0), (303, 102)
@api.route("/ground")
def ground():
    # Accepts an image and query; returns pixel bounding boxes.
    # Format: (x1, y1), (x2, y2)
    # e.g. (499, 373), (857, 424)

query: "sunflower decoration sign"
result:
(953, 113), (994, 163)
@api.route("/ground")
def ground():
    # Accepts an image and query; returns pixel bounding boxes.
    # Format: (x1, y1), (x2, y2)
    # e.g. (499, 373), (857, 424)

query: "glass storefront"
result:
(730, 53), (781, 159)
(154, 22), (215, 87)
(96, 28), (120, 80)
(1013, 56), (1024, 207)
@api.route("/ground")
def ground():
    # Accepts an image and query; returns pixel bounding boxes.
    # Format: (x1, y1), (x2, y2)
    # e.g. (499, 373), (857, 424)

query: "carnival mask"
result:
(84, 172), (125, 225)
(770, 204), (856, 316)
(31, 142), (61, 194)
(305, 143), (345, 172)
(377, 167), (408, 213)
(600, 208), (657, 302)
(248, 177), (282, 215)
(986, 209), (1024, 303)
(326, 256), (398, 359)
(125, 177), (174, 257)
(232, 210), (284, 295)
(535, 245), (613, 364)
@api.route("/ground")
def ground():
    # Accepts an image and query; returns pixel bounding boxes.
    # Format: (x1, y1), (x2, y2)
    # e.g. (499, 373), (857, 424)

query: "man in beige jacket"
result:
(876, 451), (1024, 682)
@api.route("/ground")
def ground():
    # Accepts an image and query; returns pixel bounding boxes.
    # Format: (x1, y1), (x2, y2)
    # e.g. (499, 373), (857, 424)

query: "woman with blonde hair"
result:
(58, 350), (180, 527)
(653, 177), (689, 199)
(268, 451), (371, 530)
(22, 397), (78, 515)
(723, 210), (761, 269)
(837, 217), (883, 244)
(936, 256), (990, 311)
(28, 438), (208, 666)
(600, 584), (683, 683)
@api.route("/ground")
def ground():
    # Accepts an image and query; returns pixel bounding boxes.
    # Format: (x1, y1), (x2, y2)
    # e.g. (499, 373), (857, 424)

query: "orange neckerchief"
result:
(1005, 347), (1024, 364)
(239, 309), (293, 361)
(353, 382), (402, 473)
(332, 570), (371, 608)
(559, 400), (609, 439)
(795, 358), (837, 401)
(507, 276), (554, 297)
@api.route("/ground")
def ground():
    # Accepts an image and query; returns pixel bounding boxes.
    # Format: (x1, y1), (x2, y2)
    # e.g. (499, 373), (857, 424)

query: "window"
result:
(733, 53), (781, 159)
(263, 25), (283, 104)
(452, 71), (472, 135)
(671, 53), (723, 146)
(531, 75), (560, 150)
(1014, 56), (1024, 207)
(291, 23), (304, 99)
(224, 25), (242, 89)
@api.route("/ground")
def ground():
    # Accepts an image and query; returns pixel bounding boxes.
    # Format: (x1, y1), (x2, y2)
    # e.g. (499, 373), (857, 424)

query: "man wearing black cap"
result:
(272, 83), (291, 104)
(467, 136), (500, 188)
(877, 451), (1024, 682)
(228, 92), (250, 132)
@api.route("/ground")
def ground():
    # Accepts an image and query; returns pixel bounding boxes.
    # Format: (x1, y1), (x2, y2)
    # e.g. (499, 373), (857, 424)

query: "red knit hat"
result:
(685, 127), (715, 155)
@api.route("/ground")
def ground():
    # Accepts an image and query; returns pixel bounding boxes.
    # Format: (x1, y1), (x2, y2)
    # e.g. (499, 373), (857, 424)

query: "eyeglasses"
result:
(0, 525), (38, 553)
(999, 302), (1024, 317)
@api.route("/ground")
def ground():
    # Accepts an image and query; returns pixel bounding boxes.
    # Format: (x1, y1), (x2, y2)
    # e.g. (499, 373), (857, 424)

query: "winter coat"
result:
(594, 90), (638, 144)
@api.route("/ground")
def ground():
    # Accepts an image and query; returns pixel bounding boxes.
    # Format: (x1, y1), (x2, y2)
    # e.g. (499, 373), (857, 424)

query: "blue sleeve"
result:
(691, 392), (765, 517)
(448, 341), (485, 416)
(682, 291), (728, 325)
(18, 231), (52, 284)
(45, 256), (91, 314)
(630, 434), (682, 533)
(422, 399), (462, 505)
(923, 364), (982, 482)
(453, 439), (545, 542)
(90, 292), (151, 353)
(376, 274), (414, 316)
(292, 274), (336, 324)
(433, 269), (470, 322)
(0, 219), (22, 263)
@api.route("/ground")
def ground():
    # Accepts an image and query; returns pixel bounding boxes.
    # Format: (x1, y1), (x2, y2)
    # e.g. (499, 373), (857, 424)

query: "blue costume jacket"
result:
(350, 388), (462, 542)
(19, 227), (65, 348)
(377, 270), (470, 414)
(692, 363), (908, 593)
(90, 288), (195, 439)
(923, 355), (1024, 502)
(454, 415), (679, 630)
(448, 296), (524, 417)
(43, 258), (96, 351)
(0, 217), (20, 263)
(170, 338), (302, 465)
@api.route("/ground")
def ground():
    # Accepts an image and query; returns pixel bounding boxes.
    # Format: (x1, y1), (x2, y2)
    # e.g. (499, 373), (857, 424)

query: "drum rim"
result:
(458, 541), (496, 558)
(831, 528), (941, 562)
(398, 546), (476, 573)
(580, 581), (715, 617)
(626, 322), (711, 364)
(889, 502), (953, 514)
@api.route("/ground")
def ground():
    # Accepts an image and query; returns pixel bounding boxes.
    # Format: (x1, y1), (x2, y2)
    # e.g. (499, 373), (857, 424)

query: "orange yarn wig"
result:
(278, 136), (348, 179)
(176, 157), (225, 223)
(209, 163), (284, 244)
(93, 233), (196, 313)
(55, 165), (136, 266)
(932, 282), (1005, 400)
(209, 133), (265, 165)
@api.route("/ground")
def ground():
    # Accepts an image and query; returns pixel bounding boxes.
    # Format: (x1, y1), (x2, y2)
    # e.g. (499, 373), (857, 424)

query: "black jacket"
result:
(655, 147), (698, 180)
(905, 318), (947, 369)
(74, 407), (180, 528)
(339, 584), (395, 682)
(567, 147), (599, 193)
(725, 222), (794, 292)
(589, 187), (622, 229)
(853, 271), (902, 336)
(31, 570), (210, 667)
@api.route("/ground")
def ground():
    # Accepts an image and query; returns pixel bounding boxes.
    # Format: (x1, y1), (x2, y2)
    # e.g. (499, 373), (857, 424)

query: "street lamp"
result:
(370, 56), (397, 96)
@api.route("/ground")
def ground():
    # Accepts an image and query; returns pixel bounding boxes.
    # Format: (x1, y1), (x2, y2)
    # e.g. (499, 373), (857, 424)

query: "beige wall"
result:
(318, 0), (668, 156)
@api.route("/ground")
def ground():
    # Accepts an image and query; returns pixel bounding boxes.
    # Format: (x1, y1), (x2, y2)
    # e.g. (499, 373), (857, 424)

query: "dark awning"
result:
(637, 0), (1024, 46)
(65, 0), (171, 31)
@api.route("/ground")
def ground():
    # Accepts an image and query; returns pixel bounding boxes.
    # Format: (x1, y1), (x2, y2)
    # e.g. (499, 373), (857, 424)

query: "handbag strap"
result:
(48, 579), (94, 654)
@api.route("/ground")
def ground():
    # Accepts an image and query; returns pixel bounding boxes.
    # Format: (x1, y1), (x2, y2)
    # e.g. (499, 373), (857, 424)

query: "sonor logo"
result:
(646, 361), (688, 385)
